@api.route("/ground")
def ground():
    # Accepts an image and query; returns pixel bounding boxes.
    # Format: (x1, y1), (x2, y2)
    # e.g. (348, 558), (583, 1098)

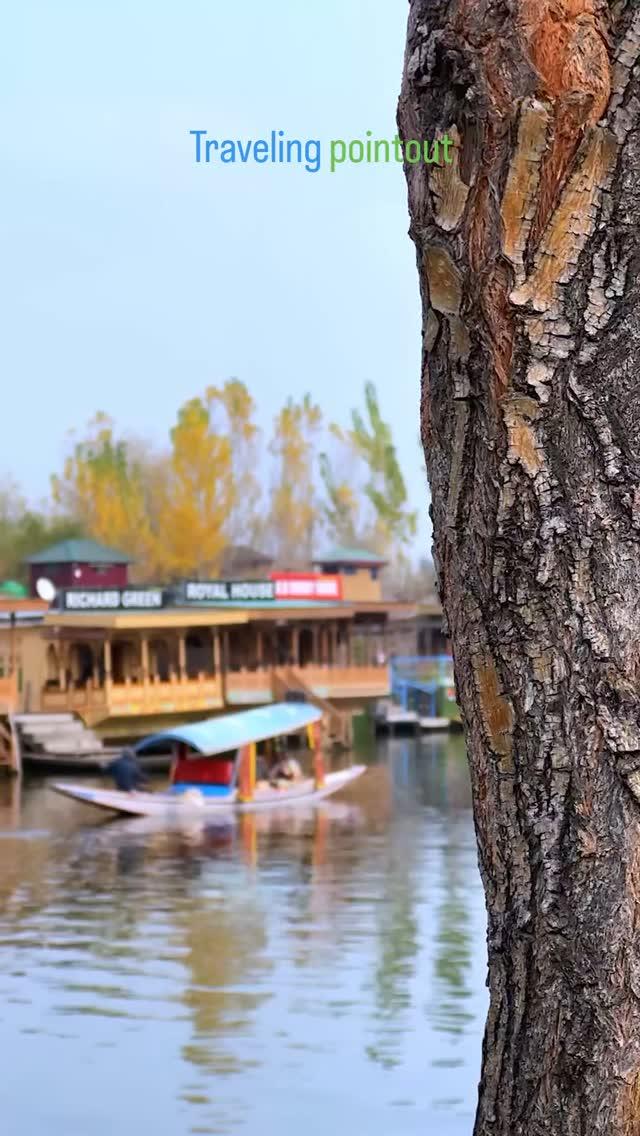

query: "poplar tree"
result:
(160, 392), (234, 579)
(320, 382), (417, 552)
(210, 378), (262, 547)
(267, 394), (323, 565)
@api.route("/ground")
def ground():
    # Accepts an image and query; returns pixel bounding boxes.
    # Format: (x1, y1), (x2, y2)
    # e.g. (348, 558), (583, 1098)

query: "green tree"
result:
(0, 476), (83, 583)
(320, 383), (417, 554)
(318, 426), (363, 547)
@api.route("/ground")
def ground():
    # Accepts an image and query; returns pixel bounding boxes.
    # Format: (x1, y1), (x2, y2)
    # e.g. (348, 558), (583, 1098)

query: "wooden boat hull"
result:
(51, 765), (367, 818)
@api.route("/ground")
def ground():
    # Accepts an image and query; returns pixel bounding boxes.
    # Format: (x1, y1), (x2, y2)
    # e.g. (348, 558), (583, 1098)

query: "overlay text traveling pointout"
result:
(189, 130), (455, 174)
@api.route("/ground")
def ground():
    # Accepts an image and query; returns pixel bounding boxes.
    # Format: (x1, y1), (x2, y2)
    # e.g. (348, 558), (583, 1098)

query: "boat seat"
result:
(172, 757), (234, 786)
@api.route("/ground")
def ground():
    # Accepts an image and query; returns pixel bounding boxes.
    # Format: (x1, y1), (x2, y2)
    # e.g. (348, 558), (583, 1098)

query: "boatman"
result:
(108, 748), (148, 793)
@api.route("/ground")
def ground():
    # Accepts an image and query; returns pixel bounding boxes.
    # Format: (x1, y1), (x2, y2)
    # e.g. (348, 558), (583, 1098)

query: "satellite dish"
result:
(36, 578), (57, 603)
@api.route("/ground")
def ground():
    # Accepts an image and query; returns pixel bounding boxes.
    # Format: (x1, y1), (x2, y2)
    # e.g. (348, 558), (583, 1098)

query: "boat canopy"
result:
(134, 701), (323, 758)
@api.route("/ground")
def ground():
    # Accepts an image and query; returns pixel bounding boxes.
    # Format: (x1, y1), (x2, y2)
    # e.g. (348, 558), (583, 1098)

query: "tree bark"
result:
(398, 3), (640, 1134)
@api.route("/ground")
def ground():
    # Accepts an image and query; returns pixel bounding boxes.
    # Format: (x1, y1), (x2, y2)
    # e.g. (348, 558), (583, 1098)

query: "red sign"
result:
(270, 573), (342, 602)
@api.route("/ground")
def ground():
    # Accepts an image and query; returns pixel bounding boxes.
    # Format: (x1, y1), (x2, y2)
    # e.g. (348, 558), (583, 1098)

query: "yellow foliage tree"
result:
(267, 394), (322, 566)
(51, 413), (161, 578)
(156, 392), (234, 579)
(206, 379), (262, 547)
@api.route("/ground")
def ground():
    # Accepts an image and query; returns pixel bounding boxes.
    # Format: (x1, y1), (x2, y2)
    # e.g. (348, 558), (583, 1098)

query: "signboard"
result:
(271, 573), (342, 601)
(62, 587), (164, 611)
(183, 580), (275, 603)
(59, 575), (344, 612)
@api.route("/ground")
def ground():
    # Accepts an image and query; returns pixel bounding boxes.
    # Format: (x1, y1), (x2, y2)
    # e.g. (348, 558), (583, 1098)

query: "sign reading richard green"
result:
(62, 588), (164, 611)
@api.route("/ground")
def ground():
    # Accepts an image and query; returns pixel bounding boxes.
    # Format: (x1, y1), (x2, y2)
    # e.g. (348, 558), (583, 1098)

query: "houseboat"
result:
(3, 541), (411, 733)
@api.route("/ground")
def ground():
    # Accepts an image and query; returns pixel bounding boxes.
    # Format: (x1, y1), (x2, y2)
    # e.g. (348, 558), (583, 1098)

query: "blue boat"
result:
(51, 702), (366, 818)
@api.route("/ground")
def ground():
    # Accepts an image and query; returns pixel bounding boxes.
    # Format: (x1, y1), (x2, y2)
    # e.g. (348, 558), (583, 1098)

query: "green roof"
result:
(0, 579), (28, 598)
(26, 539), (132, 565)
(315, 546), (388, 566)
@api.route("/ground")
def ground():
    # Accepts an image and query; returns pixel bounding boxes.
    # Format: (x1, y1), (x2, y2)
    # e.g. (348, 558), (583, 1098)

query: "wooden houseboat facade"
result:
(0, 542), (433, 744)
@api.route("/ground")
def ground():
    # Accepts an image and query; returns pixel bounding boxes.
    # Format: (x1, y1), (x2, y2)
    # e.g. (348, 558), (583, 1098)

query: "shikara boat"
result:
(51, 702), (366, 818)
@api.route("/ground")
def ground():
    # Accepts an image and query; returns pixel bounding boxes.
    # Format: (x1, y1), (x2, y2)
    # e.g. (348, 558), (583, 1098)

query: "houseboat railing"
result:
(39, 662), (390, 727)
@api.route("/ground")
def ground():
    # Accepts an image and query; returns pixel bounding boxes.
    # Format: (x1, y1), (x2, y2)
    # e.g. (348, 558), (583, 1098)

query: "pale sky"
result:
(1, 0), (430, 553)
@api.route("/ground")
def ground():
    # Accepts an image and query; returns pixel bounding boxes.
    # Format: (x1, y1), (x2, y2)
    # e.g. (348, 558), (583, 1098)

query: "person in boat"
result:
(269, 754), (303, 784)
(108, 748), (149, 793)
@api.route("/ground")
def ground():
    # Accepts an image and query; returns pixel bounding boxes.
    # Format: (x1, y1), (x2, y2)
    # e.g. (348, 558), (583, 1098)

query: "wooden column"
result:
(212, 629), (221, 676)
(178, 633), (186, 681)
(292, 626), (300, 667)
(330, 623), (338, 667)
(237, 742), (256, 802)
(346, 623), (353, 667)
(8, 614), (16, 677)
(256, 628), (263, 670)
(103, 639), (112, 694)
(58, 647), (67, 693)
(308, 721), (325, 789)
(141, 636), (150, 686)
(382, 620), (389, 663)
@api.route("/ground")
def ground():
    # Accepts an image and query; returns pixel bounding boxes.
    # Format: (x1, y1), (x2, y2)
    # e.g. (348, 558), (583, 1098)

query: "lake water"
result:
(0, 735), (487, 1136)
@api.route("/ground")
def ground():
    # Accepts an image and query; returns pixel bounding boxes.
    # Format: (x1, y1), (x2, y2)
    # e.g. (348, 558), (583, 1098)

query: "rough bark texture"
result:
(398, 3), (640, 1134)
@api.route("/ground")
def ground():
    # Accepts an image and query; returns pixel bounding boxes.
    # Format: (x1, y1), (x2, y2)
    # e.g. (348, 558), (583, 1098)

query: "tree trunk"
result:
(398, 3), (640, 1133)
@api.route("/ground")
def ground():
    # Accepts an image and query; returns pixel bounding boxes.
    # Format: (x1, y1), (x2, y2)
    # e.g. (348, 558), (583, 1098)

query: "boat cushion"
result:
(172, 757), (235, 786)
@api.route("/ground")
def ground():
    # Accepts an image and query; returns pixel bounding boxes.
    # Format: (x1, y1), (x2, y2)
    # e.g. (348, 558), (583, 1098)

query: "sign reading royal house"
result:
(182, 577), (344, 604)
(62, 588), (164, 611)
(183, 580), (275, 603)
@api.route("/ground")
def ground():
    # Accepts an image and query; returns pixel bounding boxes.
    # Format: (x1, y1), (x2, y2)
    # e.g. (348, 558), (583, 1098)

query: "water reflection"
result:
(0, 775), (21, 828)
(0, 736), (487, 1135)
(430, 840), (474, 1040)
(367, 843), (419, 1070)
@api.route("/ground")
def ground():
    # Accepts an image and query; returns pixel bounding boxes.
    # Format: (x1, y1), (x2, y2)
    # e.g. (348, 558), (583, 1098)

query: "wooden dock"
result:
(374, 700), (450, 735)
(11, 713), (122, 773)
